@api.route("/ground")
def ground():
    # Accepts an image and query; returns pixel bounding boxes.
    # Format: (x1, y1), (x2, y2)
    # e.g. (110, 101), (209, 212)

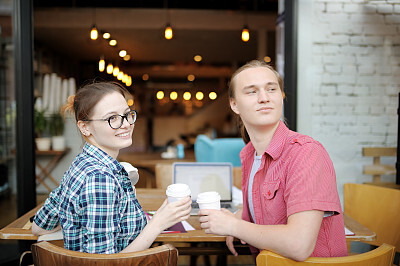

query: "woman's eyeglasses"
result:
(85, 110), (137, 129)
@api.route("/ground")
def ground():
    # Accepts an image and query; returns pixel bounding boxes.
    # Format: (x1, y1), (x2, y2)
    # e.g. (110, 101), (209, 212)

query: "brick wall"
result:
(297, 0), (400, 203)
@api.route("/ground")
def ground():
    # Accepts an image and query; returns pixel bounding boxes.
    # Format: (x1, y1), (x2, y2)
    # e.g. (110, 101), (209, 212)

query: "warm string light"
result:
(98, 56), (105, 72)
(90, 25), (98, 40)
(241, 25), (250, 42)
(165, 24), (173, 40)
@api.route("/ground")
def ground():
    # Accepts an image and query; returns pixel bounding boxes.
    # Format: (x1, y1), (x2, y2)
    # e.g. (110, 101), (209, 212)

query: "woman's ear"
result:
(282, 92), (285, 99)
(77, 120), (90, 137)
(229, 98), (239, 115)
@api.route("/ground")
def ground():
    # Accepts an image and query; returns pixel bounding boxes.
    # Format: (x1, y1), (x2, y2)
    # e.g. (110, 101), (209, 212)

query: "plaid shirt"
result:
(34, 143), (147, 254)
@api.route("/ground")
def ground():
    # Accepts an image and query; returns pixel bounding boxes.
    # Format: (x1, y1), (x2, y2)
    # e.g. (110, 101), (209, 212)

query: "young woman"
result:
(32, 81), (191, 254)
(198, 60), (347, 261)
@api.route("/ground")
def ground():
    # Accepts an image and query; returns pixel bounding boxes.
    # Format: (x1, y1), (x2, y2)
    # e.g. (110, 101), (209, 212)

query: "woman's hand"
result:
(149, 196), (192, 233)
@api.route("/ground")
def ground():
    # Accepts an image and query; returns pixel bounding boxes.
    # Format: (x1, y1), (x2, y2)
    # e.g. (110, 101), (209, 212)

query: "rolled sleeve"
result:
(285, 141), (342, 217)
(34, 186), (61, 230)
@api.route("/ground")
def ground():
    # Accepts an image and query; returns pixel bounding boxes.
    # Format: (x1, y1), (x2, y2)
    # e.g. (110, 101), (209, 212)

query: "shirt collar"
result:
(82, 142), (124, 174)
(240, 121), (289, 161)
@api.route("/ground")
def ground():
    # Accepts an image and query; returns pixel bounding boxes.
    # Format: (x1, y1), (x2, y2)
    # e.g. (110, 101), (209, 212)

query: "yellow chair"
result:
(31, 241), (178, 266)
(256, 243), (395, 266)
(344, 183), (400, 252)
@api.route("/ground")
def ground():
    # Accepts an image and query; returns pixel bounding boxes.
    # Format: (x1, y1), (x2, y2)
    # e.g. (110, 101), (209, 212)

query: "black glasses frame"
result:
(85, 110), (137, 129)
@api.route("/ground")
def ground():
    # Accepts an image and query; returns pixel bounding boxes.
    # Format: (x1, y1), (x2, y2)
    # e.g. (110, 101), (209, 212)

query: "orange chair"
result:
(256, 243), (395, 266)
(31, 241), (178, 266)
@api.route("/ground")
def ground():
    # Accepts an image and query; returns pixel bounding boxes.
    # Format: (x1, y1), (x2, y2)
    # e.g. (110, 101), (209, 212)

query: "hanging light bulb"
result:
(109, 39), (117, 46)
(241, 25), (250, 42)
(117, 71), (124, 81)
(165, 23), (173, 40)
(126, 76), (132, 87)
(106, 63), (113, 74)
(119, 50), (127, 58)
(156, 91), (164, 100)
(90, 25), (98, 40)
(113, 66), (119, 77)
(102, 32), (110, 39)
(99, 56), (105, 72)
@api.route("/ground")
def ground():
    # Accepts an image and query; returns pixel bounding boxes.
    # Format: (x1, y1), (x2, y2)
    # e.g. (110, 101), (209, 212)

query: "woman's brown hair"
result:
(228, 60), (284, 144)
(62, 81), (130, 123)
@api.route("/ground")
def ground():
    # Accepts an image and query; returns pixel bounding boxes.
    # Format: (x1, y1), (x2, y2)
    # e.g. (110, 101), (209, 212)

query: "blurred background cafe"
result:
(0, 0), (400, 265)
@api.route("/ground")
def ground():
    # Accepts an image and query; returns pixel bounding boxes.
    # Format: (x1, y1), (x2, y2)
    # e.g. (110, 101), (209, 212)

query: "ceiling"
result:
(32, 1), (279, 83)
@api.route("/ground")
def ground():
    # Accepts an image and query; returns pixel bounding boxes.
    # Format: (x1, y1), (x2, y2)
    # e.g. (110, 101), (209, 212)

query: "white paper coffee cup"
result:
(166, 183), (191, 203)
(196, 191), (221, 210)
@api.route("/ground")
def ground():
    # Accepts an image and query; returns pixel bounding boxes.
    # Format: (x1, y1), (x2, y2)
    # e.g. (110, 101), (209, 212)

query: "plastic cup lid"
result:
(166, 183), (191, 197)
(196, 191), (221, 203)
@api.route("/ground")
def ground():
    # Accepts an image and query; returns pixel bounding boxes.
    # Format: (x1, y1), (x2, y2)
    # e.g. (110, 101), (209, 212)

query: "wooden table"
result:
(0, 189), (376, 253)
(117, 151), (195, 188)
(36, 148), (70, 192)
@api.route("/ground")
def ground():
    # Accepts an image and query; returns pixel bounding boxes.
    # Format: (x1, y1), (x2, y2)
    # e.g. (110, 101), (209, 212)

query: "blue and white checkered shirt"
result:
(34, 143), (147, 254)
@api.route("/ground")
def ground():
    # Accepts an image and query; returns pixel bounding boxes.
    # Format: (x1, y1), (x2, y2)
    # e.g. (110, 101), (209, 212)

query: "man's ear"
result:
(229, 98), (239, 115)
(77, 120), (90, 137)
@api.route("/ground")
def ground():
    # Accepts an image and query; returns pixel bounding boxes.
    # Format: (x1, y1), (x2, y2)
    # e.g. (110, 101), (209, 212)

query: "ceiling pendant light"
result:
(106, 63), (113, 74)
(98, 56), (105, 72)
(165, 23), (173, 40)
(113, 66), (119, 77)
(241, 25), (250, 42)
(90, 25), (98, 40)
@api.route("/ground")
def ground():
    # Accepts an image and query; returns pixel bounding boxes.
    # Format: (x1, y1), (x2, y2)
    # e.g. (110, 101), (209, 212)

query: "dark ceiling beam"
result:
(34, 8), (277, 31)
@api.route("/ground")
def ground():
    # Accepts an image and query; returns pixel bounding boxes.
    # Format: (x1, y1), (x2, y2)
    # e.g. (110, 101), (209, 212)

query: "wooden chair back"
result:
(256, 243), (395, 265)
(31, 241), (178, 266)
(155, 163), (243, 190)
(362, 147), (396, 185)
(155, 163), (173, 190)
(344, 183), (400, 252)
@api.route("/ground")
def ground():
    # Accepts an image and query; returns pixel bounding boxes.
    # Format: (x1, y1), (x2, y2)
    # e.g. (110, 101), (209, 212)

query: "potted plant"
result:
(34, 108), (51, 151)
(49, 112), (66, 151)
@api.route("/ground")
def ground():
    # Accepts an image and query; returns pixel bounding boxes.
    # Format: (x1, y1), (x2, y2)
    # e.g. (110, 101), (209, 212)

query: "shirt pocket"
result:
(261, 180), (286, 224)
(262, 180), (280, 200)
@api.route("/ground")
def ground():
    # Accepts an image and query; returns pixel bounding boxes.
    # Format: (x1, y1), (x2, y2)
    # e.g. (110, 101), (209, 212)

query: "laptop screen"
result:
(173, 162), (233, 202)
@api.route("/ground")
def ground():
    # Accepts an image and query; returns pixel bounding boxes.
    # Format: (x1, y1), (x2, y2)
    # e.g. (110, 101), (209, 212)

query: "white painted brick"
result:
(370, 105), (385, 114)
(350, 13), (384, 24)
(325, 64), (342, 73)
(377, 4), (394, 14)
(385, 85), (400, 94)
(377, 66), (393, 75)
(315, 2), (326, 13)
(385, 14), (400, 24)
(342, 64), (357, 73)
(354, 105), (370, 114)
(321, 105), (339, 114)
(327, 3), (343, 12)
(337, 106), (354, 115)
(394, 4), (400, 13)
(344, 3), (361, 13)
(362, 4), (378, 14)
(320, 84), (337, 95)
(358, 65), (375, 74)
(353, 85), (370, 96)
(337, 84), (355, 94)
(318, 13), (349, 23)
(386, 106), (397, 115)
(363, 24), (397, 35)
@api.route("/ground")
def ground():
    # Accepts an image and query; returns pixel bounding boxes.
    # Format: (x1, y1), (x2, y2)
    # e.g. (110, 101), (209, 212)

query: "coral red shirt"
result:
(240, 121), (347, 257)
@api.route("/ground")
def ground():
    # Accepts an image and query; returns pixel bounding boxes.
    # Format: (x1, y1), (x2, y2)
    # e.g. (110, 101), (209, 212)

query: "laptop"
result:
(172, 162), (238, 215)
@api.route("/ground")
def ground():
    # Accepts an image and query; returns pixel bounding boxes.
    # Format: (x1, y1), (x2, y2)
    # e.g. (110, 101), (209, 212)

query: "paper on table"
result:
(38, 230), (63, 241)
(345, 227), (355, 236)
